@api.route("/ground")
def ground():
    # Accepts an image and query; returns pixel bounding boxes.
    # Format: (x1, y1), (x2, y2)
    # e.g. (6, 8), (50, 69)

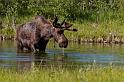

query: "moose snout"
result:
(59, 41), (68, 48)
(58, 38), (68, 48)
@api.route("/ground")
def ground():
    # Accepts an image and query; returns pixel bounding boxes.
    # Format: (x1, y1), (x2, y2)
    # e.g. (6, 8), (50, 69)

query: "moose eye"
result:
(57, 29), (64, 34)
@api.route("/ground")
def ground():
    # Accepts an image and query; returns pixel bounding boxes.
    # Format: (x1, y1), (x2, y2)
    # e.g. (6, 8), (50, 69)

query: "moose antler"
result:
(64, 28), (78, 32)
(53, 16), (62, 28)
(61, 19), (65, 26)
(53, 16), (58, 25)
(52, 17), (77, 32)
(61, 22), (73, 28)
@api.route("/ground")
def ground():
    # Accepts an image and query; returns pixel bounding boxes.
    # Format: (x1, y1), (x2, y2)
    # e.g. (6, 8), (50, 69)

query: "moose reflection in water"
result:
(16, 51), (68, 72)
(16, 15), (77, 52)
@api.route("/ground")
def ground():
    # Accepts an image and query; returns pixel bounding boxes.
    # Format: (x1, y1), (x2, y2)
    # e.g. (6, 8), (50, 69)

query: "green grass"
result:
(64, 20), (124, 42)
(0, 65), (124, 82)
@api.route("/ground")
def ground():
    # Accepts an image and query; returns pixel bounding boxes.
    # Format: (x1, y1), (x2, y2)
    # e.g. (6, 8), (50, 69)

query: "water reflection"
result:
(16, 52), (45, 71)
(16, 51), (69, 71)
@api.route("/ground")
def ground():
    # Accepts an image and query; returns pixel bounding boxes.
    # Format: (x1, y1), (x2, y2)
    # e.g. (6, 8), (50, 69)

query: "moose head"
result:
(51, 16), (77, 48)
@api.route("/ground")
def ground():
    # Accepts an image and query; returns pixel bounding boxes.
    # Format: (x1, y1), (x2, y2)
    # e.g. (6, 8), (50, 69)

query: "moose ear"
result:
(53, 16), (58, 25)
(62, 22), (73, 28)
(52, 16), (62, 28)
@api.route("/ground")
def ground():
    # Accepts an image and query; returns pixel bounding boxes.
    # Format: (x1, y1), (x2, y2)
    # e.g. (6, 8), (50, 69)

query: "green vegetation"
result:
(0, 65), (123, 82)
(65, 21), (124, 43)
(0, 0), (124, 41)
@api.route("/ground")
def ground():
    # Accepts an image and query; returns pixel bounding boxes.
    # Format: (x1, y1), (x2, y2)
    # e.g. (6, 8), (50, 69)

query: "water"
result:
(0, 40), (124, 70)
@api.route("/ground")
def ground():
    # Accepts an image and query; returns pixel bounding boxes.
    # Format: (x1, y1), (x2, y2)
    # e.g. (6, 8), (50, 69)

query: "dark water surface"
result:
(0, 40), (124, 70)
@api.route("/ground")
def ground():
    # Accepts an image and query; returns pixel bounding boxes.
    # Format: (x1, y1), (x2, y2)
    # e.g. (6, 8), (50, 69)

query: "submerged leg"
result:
(27, 44), (36, 52)
(17, 42), (24, 52)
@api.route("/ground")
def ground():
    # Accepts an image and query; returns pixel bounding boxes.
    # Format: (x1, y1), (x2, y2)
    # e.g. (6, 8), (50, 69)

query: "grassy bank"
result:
(0, 65), (124, 82)
(0, 16), (124, 43)
(65, 20), (124, 43)
(1, 19), (124, 43)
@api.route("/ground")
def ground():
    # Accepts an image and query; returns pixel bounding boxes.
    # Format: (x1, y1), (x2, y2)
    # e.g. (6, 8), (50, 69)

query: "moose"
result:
(16, 15), (77, 52)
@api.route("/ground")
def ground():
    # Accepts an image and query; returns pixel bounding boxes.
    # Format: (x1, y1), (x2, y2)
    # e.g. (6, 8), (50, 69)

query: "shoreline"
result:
(67, 36), (124, 44)
(1, 35), (124, 44)
(0, 35), (15, 40)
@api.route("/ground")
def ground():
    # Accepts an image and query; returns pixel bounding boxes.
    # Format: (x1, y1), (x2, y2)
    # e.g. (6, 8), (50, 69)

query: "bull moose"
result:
(16, 15), (77, 52)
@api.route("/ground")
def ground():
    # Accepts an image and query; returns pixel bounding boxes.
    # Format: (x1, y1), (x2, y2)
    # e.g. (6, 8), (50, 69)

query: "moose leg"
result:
(27, 44), (35, 52)
(31, 44), (35, 51)
(38, 40), (49, 52)
(17, 42), (24, 52)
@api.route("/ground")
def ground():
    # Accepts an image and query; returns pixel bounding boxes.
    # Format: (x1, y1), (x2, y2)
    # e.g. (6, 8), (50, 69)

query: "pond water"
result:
(0, 40), (124, 70)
